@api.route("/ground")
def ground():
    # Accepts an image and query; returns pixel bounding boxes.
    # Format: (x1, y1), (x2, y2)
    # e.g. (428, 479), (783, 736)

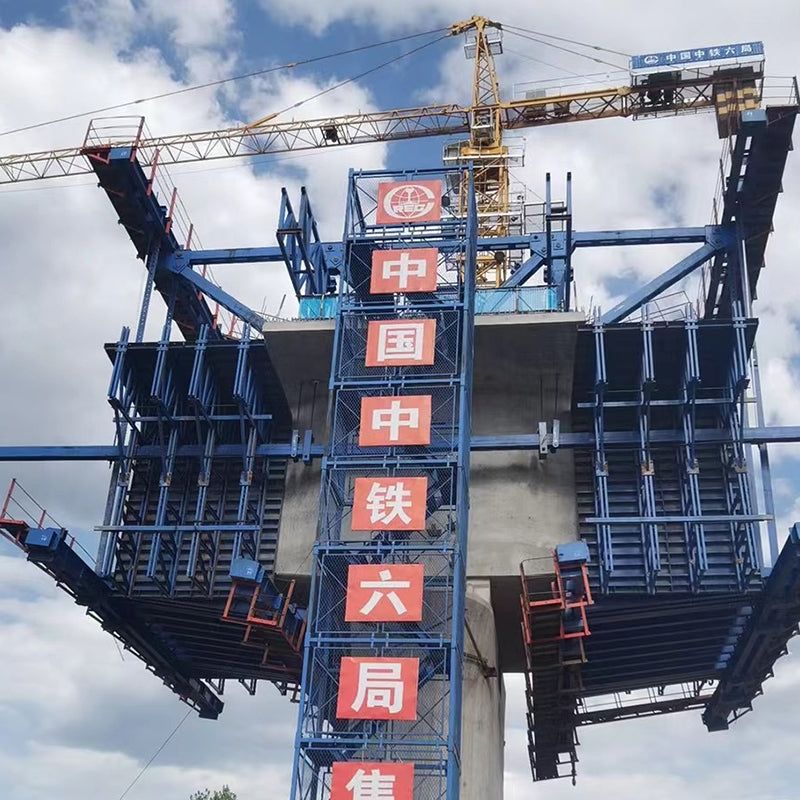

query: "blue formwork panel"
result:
(572, 318), (764, 596)
(703, 524), (800, 730)
(99, 338), (292, 599)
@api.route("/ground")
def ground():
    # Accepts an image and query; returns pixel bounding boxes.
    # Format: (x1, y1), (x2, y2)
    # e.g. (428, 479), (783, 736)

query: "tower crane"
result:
(0, 17), (766, 288)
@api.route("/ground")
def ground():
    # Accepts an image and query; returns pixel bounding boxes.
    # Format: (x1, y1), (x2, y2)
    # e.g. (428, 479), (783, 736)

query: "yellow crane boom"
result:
(0, 15), (767, 256)
(0, 79), (750, 181)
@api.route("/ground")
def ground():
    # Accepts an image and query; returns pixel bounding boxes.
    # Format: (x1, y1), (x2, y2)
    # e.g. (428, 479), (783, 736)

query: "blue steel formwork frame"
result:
(290, 167), (477, 800)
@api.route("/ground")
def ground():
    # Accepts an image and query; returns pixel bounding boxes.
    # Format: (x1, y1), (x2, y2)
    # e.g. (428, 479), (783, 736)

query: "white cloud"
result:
(0, 554), (297, 800)
(141, 0), (236, 51)
(66, 0), (140, 50)
(68, 0), (238, 55)
(0, 14), (390, 797)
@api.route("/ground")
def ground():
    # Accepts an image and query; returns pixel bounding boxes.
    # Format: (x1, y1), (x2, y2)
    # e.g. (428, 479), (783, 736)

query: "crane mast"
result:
(451, 17), (512, 285)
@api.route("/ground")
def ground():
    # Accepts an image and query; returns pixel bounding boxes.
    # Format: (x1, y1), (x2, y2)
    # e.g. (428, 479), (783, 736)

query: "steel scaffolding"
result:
(290, 167), (477, 799)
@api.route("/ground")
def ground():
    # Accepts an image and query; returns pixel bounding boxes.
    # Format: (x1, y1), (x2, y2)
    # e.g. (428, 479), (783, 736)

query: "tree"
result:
(189, 787), (237, 800)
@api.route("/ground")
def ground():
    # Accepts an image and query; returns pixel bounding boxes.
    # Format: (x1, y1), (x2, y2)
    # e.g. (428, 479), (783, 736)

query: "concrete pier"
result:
(461, 580), (505, 800)
(262, 309), (584, 798)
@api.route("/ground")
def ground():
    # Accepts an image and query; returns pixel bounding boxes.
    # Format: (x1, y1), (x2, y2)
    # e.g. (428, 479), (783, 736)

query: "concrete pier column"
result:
(461, 579), (505, 800)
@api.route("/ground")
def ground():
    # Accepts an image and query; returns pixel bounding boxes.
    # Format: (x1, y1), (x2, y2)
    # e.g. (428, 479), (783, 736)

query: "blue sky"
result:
(1, 1), (800, 799)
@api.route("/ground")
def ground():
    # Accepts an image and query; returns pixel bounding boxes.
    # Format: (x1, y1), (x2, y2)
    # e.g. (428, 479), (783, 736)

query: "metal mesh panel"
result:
(329, 386), (461, 460)
(310, 544), (457, 643)
(345, 244), (465, 298)
(335, 305), (464, 382)
(318, 467), (459, 544)
(347, 170), (467, 241)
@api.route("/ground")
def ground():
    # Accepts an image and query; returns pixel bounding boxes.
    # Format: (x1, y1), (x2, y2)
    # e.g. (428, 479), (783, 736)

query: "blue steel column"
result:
(136, 239), (162, 342)
(591, 316), (612, 592)
(637, 309), (659, 592)
(447, 168), (476, 799)
(677, 311), (707, 589)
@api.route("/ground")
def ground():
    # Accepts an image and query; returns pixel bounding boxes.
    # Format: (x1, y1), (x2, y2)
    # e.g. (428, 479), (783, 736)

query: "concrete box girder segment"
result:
(264, 310), (584, 586)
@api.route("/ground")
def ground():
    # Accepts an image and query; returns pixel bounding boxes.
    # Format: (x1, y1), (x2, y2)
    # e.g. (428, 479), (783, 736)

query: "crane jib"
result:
(0, 68), (774, 185)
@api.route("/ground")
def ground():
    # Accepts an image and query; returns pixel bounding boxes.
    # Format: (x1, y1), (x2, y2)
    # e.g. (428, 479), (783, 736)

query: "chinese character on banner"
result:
(331, 762), (415, 800)
(375, 180), (442, 225)
(352, 477), (427, 532)
(337, 657), (419, 720)
(345, 564), (424, 622)
(365, 319), (436, 367)
(371, 249), (438, 294)
(359, 396), (432, 447)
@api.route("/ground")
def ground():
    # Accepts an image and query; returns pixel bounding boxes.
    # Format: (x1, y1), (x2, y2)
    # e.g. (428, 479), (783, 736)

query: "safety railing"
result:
(475, 285), (558, 313)
(760, 75), (800, 107)
(520, 550), (594, 647)
(297, 285), (558, 320)
(83, 116), (146, 151)
(0, 479), (93, 563)
(84, 116), (260, 341)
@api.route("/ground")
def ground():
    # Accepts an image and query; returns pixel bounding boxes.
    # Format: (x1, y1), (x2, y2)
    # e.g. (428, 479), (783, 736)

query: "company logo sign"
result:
(376, 180), (442, 224)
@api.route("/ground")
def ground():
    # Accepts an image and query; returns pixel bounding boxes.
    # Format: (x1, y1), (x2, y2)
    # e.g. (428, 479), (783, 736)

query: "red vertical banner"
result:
(370, 249), (438, 294)
(336, 656), (419, 720)
(331, 762), (415, 800)
(345, 563), (424, 622)
(376, 180), (442, 224)
(359, 395), (432, 447)
(365, 318), (436, 367)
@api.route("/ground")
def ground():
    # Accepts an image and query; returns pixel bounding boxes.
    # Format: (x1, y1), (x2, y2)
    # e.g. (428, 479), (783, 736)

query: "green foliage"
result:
(189, 787), (237, 800)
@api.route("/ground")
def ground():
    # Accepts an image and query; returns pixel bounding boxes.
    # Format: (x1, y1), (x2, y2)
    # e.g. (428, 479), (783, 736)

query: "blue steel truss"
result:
(583, 308), (763, 595)
(290, 167), (477, 800)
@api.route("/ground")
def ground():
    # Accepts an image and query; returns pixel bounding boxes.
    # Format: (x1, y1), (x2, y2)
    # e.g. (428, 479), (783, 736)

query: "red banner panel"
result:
(336, 657), (419, 721)
(365, 319), (436, 367)
(370, 249), (438, 294)
(351, 477), (427, 532)
(330, 761), (414, 800)
(358, 396), (432, 447)
(345, 563), (424, 622)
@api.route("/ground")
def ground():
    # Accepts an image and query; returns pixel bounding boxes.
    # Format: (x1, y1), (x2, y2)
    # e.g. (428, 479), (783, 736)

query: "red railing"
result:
(520, 551), (594, 646)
